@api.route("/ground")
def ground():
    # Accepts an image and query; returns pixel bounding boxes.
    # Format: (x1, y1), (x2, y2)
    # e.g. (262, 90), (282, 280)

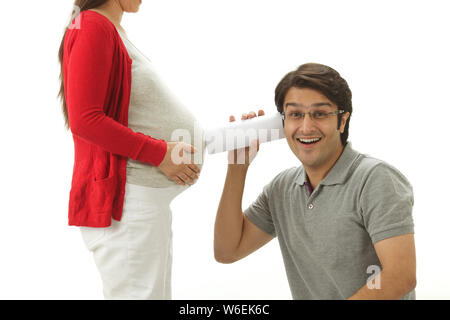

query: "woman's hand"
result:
(158, 142), (200, 186)
(228, 110), (265, 166)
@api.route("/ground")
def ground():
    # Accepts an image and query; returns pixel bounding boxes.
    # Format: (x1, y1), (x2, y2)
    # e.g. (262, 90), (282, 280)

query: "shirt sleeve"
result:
(65, 20), (167, 167)
(359, 163), (415, 244)
(244, 183), (277, 237)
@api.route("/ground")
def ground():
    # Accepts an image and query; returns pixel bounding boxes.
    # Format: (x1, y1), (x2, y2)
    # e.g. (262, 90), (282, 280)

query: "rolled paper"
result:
(205, 113), (286, 154)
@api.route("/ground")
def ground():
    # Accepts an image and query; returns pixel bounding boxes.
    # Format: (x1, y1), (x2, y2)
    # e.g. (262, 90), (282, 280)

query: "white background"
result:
(0, 0), (449, 299)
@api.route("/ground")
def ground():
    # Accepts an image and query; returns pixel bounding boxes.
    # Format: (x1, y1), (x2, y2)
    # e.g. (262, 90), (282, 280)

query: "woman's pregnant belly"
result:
(126, 121), (206, 188)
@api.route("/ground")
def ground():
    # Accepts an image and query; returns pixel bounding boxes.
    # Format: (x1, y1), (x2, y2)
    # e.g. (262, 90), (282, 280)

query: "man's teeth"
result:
(297, 138), (321, 143)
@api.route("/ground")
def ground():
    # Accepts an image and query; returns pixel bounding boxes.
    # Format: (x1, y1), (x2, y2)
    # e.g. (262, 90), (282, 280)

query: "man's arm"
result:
(214, 165), (274, 264)
(348, 233), (416, 300)
(214, 111), (274, 264)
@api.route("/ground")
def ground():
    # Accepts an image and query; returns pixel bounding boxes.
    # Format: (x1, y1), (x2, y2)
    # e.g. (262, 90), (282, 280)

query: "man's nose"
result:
(300, 113), (315, 133)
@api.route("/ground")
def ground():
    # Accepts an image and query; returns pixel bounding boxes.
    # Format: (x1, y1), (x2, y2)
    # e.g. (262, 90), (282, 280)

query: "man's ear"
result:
(339, 112), (350, 133)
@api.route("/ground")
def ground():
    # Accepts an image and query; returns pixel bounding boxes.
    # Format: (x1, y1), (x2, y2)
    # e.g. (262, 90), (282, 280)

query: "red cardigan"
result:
(63, 10), (167, 227)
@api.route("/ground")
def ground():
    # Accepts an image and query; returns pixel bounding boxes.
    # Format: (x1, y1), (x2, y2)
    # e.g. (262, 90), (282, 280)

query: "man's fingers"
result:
(232, 110), (262, 122)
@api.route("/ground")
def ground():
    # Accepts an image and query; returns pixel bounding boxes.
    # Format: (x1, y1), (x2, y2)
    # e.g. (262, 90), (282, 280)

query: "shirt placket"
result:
(304, 184), (321, 220)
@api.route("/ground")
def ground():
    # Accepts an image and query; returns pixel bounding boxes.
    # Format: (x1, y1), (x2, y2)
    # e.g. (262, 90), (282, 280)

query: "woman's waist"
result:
(124, 178), (187, 204)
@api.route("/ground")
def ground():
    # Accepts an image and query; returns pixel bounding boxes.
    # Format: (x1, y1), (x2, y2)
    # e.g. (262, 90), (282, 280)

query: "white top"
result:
(118, 30), (205, 188)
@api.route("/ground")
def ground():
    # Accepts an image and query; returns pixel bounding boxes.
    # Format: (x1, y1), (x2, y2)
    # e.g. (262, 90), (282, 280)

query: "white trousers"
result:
(80, 182), (185, 300)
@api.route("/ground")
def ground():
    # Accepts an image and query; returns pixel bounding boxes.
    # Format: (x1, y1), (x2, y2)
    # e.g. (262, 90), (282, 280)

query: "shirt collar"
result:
(294, 142), (362, 187)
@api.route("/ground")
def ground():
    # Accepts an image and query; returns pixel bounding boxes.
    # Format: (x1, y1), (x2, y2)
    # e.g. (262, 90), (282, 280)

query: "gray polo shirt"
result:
(244, 142), (415, 300)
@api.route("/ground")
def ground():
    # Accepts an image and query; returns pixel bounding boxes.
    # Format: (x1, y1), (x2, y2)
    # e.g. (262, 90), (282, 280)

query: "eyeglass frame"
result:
(281, 109), (345, 122)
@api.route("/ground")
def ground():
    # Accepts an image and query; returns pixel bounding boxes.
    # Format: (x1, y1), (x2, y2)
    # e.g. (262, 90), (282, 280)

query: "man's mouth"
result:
(296, 137), (322, 146)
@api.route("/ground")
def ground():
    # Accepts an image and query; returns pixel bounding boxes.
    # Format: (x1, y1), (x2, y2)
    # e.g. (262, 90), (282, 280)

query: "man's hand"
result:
(228, 110), (265, 165)
(214, 109), (274, 264)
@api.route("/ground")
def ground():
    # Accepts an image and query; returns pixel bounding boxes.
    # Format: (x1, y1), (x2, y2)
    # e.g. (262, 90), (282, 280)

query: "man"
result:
(214, 63), (416, 299)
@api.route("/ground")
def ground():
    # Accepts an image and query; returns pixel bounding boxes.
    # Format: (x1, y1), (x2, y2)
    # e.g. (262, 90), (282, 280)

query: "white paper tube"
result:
(205, 113), (286, 154)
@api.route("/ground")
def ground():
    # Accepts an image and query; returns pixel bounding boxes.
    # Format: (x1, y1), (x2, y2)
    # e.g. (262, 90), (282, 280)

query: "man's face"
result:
(283, 87), (350, 171)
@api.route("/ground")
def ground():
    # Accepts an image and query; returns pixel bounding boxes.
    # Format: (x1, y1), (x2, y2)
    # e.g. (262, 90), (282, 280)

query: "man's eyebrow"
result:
(285, 102), (333, 108)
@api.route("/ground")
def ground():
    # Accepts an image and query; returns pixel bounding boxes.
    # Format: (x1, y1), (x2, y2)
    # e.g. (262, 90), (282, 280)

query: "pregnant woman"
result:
(58, 0), (205, 299)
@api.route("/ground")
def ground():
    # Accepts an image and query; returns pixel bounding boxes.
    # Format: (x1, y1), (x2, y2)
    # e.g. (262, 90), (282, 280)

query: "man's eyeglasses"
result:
(281, 110), (345, 122)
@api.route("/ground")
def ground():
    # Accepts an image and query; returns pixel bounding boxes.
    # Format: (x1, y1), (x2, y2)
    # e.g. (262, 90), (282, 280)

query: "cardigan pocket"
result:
(91, 175), (117, 213)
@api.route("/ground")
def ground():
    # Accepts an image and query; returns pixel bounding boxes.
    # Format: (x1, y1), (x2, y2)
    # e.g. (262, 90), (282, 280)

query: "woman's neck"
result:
(89, 1), (125, 33)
